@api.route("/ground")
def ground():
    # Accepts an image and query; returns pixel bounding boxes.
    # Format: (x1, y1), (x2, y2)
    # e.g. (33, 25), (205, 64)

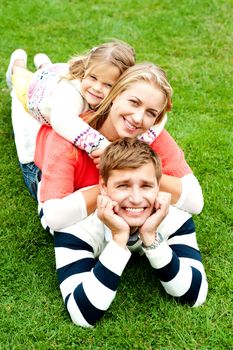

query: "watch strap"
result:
(142, 232), (163, 250)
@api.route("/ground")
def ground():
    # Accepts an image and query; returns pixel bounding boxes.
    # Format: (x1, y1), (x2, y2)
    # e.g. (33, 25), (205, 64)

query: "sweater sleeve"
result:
(40, 190), (87, 231)
(54, 229), (131, 327)
(144, 218), (208, 307)
(36, 128), (78, 201)
(138, 114), (167, 144)
(174, 174), (204, 214)
(50, 80), (110, 155)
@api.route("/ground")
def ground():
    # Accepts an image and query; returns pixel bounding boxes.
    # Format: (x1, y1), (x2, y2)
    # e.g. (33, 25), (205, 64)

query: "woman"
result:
(11, 62), (203, 230)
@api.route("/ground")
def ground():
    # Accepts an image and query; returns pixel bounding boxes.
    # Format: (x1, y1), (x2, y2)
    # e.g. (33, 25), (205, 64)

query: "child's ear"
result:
(99, 176), (108, 195)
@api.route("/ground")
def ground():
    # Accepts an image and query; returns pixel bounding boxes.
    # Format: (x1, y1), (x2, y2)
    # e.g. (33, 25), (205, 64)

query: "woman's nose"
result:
(132, 111), (144, 124)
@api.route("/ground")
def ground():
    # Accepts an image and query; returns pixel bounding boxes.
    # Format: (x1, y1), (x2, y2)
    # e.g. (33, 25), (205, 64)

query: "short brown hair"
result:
(99, 137), (162, 184)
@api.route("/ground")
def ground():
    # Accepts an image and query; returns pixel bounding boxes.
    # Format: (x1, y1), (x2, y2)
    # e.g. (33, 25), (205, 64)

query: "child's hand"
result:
(90, 149), (105, 168)
(97, 195), (130, 247)
(139, 192), (171, 246)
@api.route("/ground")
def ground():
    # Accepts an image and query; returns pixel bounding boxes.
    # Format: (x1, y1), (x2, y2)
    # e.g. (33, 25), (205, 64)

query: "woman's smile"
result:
(101, 81), (165, 141)
(123, 117), (139, 132)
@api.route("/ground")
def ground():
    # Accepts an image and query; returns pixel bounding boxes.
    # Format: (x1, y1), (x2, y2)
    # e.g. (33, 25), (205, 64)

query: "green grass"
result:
(1, 0), (233, 349)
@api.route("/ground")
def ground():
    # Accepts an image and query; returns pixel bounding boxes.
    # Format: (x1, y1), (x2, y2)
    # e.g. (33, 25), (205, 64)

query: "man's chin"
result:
(122, 216), (147, 228)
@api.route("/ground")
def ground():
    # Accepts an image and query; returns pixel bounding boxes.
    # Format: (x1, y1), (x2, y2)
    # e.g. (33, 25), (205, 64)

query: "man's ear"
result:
(99, 176), (108, 195)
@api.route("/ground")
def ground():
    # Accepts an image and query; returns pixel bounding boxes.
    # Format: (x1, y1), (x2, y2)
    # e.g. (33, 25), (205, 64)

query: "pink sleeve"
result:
(150, 130), (192, 177)
(36, 128), (77, 202)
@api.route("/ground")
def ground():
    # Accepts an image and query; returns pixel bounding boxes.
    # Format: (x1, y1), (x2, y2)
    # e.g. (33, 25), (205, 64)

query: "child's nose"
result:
(93, 81), (102, 92)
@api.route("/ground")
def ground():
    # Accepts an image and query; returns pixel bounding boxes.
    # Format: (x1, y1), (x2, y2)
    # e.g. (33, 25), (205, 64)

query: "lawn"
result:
(0, 0), (232, 349)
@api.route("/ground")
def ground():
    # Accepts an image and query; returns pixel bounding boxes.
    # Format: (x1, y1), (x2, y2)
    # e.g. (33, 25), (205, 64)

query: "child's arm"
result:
(50, 80), (110, 155)
(138, 114), (167, 144)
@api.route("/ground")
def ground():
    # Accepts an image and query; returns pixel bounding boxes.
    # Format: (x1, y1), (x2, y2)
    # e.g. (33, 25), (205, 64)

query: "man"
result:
(53, 138), (208, 328)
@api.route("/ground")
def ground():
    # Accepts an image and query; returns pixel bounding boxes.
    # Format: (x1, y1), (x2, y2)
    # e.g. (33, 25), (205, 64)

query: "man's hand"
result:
(139, 192), (171, 247)
(97, 195), (130, 248)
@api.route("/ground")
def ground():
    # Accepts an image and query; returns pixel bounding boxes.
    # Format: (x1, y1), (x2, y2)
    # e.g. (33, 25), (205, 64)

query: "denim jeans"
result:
(19, 162), (41, 201)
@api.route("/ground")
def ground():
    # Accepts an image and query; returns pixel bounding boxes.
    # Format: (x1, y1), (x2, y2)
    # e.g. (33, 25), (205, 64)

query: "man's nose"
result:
(129, 188), (142, 204)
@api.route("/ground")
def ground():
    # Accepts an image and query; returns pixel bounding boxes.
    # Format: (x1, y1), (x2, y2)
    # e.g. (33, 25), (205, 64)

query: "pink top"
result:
(151, 130), (191, 177)
(35, 125), (99, 202)
(35, 126), (192, 202)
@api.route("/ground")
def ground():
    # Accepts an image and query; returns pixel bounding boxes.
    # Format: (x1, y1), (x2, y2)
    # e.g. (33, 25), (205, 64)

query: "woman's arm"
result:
(151, 130), (204, 214)
(42, 185), (100, 231)
(35, 127), (100, 230)
(159, 174), (181, 205)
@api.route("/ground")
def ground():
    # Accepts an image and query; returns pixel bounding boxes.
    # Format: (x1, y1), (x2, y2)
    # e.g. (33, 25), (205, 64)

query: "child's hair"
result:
(66, 39), (135, 80)
(88, 62), (173, 130)
(99, 137), (162, 184)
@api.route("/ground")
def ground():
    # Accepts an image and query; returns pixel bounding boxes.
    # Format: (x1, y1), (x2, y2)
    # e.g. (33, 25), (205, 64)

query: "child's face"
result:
(81, 63), (121, 108)
(100, 162), (159, 228)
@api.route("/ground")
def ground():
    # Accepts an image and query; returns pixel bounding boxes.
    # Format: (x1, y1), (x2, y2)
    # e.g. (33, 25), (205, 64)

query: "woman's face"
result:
(100, 81), (165, 141)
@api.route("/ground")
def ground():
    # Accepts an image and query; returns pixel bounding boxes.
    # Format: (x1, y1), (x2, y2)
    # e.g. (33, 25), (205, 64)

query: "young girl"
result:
(6, 41), (168, 160)
(6, 41), (134, 156)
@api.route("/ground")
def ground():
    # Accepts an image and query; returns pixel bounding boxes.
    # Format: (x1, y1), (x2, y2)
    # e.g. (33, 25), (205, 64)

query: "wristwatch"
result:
(142, 232), (164, 250)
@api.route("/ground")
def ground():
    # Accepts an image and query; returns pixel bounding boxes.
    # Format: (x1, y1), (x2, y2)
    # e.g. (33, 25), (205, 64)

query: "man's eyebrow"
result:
(113, 179), (131, 185)
(113, 179), (156, 186)
(142, 179), (156, 185)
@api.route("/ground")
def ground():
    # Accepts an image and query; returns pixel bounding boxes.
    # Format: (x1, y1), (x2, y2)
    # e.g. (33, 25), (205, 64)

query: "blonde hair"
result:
(100, 137), (162, 184)
(66, 40), (135, 80)
(88, 62), (173, 130)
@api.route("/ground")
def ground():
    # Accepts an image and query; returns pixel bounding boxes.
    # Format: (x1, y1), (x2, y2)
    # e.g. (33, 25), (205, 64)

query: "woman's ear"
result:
(99, 176), (108, 195)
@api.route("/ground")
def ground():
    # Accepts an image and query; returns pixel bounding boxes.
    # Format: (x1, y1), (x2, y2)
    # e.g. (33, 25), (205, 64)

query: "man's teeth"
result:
(125, 207), (144, 212)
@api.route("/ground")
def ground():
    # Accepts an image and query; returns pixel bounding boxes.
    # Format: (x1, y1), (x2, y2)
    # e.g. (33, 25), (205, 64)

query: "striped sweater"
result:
(42, 206), (208, 327)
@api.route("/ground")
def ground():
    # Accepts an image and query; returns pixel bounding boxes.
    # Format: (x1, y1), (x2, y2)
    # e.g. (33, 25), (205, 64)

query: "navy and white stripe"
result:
(40, 207), (207, 327)
(145, 218), (207, 307)
(48, 212), (130, 327)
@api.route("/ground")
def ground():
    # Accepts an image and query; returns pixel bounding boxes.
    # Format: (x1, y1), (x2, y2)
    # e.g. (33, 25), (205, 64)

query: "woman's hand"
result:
(97, 195), (130, 248)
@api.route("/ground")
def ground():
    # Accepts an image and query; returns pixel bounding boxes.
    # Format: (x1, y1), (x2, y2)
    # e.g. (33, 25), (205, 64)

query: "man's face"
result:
(100, 162), (159, 228)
